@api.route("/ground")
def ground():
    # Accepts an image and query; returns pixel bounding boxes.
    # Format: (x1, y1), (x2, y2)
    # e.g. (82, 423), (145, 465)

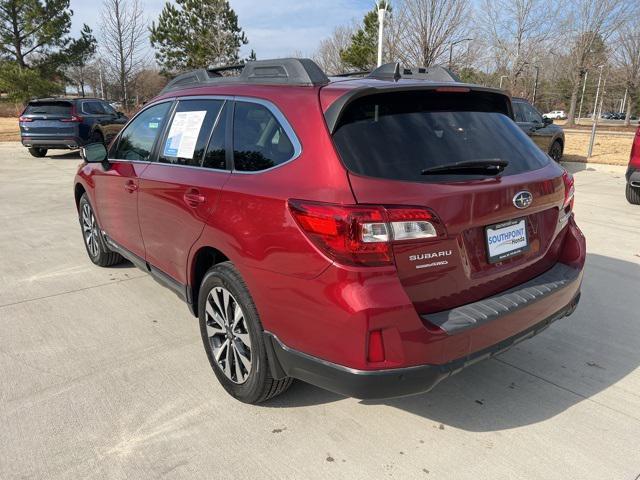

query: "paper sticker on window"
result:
(163, 110), (207, 159)
(148, 122), (159, 129)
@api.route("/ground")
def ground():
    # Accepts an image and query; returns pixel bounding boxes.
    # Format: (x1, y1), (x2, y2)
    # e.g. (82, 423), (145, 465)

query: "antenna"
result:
(393, 62), (401, 82)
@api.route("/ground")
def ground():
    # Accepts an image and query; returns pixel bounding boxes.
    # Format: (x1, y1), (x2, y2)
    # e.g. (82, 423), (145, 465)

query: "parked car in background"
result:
(543, 110), (566, 120)
(513, 98), (565, 161)
(19, 98), (128, 158)
(626, 126), (640, 204)
(74, 59), (584, 404)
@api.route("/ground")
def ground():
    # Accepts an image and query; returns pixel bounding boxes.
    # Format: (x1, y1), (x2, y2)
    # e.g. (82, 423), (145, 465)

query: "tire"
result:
(78, 193), (123, 267)
(198, 261), (293, 404)
(626, 183), (640, 205)
(28, 147), (47, 157)
(549, 140), (563, 162)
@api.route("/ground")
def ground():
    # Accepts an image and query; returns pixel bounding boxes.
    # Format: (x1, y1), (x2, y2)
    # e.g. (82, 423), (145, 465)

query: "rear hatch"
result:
(20, 101), (77, 137)
(329, 87), (569, 314)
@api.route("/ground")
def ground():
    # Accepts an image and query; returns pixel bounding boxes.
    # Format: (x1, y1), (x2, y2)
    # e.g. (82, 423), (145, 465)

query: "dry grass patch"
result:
(563, 131), (633, 166)
(0, 117), (20, 142)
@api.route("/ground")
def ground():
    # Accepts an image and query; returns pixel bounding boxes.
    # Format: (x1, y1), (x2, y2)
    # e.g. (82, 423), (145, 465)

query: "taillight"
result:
(386, 207), (438, 240)
(562, 170), (575, 210)
(18, 116), (32, 122)
(288, 200), (441, 267)
(60, 115), (83, 123)
(629, 128), (640, 169)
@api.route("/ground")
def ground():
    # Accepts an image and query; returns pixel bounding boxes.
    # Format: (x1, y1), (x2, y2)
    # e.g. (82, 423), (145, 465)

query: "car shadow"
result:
(45, 150), (82, 160)
(561, 160), (590, 174)
(265, 253), (640, 431)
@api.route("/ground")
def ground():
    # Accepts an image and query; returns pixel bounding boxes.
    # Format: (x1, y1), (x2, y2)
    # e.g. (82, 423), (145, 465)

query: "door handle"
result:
(183, 189), (206, 207)
(125, 180), (138, 193)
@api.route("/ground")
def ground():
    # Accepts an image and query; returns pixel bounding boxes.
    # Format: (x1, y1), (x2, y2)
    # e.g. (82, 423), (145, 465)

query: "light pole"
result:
(577, 70), (588, 123)
(499, 75), (508, 89)
(591, 65), (604, 120)
(588, 70), (606, 158)
(448, 38), (473, 70)
(376, 1), (389, 67)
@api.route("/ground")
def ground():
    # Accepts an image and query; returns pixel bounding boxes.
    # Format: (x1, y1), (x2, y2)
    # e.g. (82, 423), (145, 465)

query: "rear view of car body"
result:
(192, 82), (586, 398)
(73, 61), (586, 400)
(19, 100), (84, 149)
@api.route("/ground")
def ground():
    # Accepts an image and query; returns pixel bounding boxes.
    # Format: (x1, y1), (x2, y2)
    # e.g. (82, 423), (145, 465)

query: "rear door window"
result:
(522, 103), (544, 124)
(111, 102), (171, 161)
(24, 102), (72, 116)
(513, 102), (527, 123)
(159, 99), (224, 167)
(332, 90), (550, 183)
(232, 101), (295, 172)
(82, 101), (106, 115)
(203, 102), (228, 170)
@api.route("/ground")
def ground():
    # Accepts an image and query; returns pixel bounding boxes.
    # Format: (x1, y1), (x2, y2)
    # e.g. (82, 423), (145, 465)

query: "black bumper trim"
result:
(424, 263), (582, 334)
(21, 138), (81, 149)
(627, 167), (639, 186)
(264, 292), (580, 400)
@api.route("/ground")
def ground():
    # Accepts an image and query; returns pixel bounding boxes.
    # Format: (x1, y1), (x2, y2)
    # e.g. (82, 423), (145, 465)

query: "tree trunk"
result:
(624, 92), (633, 127)
(565, 72), (582, 128)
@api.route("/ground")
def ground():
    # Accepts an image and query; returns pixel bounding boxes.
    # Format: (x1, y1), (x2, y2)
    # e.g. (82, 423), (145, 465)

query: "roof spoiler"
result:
(160, 58), (330, 94)
(323, 84), (513, 134)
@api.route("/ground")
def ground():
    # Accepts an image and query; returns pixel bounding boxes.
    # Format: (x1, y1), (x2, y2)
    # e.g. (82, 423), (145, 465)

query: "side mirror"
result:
(81, 142), (108, 164)
(117, 111), (125, 117)
(543, 117), (553, 126)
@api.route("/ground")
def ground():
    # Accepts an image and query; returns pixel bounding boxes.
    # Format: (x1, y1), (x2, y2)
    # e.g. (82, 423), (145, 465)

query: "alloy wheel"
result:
(81, 202), (99, 258)
(205, 286), (252, 384)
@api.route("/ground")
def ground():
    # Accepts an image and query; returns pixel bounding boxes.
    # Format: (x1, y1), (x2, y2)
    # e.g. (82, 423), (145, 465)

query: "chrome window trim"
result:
(106, 95), (303, 174)
(232, 96), (302, 175)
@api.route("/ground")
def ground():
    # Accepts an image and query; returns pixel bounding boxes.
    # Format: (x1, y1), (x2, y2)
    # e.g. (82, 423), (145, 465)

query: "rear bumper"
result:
(21, 136), (82, 149)
(266, 290), (581, 399)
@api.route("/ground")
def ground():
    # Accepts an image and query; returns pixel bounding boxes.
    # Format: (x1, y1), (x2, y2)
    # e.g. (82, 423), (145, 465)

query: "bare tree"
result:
(100, 0), (147, 105)
(613, 24), (640, 126)
(391, 0), (470, 67)
(478, 0), (558, 95)
(563, 0), (633, 126)
(313, 24), (355, 74)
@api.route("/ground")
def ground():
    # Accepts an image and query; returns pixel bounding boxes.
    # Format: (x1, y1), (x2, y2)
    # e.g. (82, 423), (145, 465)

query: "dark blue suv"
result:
(19, 98), (128, 157)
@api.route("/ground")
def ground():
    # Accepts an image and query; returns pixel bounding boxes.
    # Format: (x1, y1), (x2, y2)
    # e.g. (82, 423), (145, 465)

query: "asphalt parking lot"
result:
(1, 142), (639, 480)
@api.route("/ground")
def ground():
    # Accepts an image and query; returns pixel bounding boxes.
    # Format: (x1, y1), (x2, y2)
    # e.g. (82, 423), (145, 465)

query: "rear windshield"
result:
(332, 90), (550, 183)
(24, 102), (72, 115)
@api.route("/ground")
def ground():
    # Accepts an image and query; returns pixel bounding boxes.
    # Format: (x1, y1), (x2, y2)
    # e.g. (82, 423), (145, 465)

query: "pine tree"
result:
(66, 25), (98, 97)
(340, 2), (390, 71)
(0, 0), (72, 68)
(0, 0), (72, 102)
(150, 0), (248, 73)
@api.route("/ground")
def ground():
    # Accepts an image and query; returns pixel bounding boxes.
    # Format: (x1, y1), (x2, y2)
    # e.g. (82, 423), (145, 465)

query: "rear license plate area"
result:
(485, 218), (529, 264)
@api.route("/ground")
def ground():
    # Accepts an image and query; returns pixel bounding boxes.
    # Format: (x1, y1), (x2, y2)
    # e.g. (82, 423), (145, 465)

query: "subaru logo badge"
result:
(513, 191), (533, 209)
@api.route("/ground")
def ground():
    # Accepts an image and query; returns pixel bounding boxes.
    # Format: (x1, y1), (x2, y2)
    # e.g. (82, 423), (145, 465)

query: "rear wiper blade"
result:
(421, 159), (509, 175)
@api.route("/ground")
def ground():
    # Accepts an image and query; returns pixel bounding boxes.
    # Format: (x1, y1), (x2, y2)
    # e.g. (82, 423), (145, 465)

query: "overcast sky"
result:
(70, 0), (373, 61)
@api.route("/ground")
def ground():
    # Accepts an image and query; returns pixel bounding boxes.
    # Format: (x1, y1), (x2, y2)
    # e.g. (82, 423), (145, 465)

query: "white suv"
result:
(543, 110), (566, 120)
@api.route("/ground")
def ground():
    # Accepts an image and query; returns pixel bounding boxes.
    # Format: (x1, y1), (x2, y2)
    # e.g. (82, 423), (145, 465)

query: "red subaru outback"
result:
(74, 59), (585, 404)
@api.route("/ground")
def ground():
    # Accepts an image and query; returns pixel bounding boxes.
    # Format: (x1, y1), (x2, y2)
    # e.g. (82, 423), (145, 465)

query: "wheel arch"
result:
(74, 182), (86, 211)
(188, 245), (231, 317)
